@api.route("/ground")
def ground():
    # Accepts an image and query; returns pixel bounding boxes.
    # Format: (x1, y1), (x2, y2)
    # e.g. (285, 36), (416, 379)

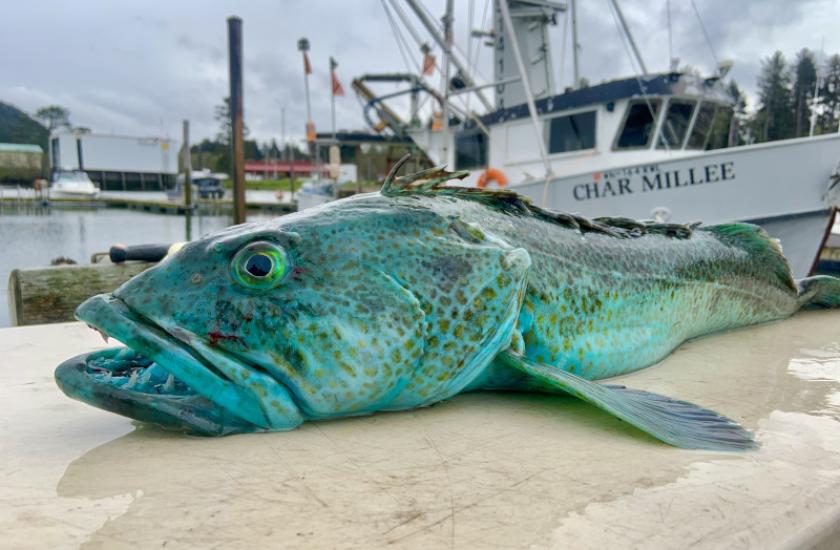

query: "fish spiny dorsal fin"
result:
(382, 154), (469, 196)
(380, 154), (411, 195)
(381, 156), (695, 240)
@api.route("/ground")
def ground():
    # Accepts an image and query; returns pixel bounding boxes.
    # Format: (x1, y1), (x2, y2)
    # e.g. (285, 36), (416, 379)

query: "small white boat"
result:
(50, 170), (100, 198)
(296, 177), (336, 211)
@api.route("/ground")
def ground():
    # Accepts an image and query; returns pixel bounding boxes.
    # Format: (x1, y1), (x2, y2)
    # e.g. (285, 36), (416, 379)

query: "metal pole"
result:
(298, 37), (315, 165)
(571, 0), (580, 87)
(281, 107), (286, 161)
(228, 16), (246, 224)
(182, 119), (192, 209)
(403, 0), (493, 111)
(330, 57), (337, 141)
(441, 0), (454, 165)
(608, 0), (648, 75)
(497, 0), (552, 199)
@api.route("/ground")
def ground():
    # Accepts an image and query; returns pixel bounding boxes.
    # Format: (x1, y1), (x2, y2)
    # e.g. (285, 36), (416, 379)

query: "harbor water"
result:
(0, 204), (272, 328)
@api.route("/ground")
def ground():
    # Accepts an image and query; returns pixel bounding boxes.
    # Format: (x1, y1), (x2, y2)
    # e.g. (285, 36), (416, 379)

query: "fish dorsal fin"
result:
(381, 155), (695, 240)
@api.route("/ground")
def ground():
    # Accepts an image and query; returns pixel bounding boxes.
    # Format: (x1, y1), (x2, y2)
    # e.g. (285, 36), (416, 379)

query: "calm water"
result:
(0, 205), (273, 327)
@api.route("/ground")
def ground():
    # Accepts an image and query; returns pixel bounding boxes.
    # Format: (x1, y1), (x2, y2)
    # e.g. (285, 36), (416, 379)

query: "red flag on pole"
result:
(303, 52), (312, 75)
(422, 52), (436, 75)
(331, 72), (345, 96)
(330, 57), (344, 96)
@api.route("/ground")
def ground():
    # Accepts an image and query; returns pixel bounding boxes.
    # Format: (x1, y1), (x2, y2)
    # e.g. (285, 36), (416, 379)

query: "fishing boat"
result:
(166, 169), (228, 201)
(49, 170), (100, 198)
(355, 0), (840, 278)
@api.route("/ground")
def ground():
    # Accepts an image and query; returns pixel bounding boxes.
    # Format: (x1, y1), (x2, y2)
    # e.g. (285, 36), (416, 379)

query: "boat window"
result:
(454, 129), (488, 170)
(546, 110), (596, 154)
(687, 102), (718, 149)
(656, 100), (696, 149)
(615, 100), (661, 149)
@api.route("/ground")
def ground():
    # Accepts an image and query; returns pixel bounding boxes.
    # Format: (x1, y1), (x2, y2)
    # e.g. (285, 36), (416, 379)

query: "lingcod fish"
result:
(55, 157), (840, 450)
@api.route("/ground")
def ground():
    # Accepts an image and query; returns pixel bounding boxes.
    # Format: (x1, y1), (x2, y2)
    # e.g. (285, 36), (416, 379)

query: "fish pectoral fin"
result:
(498, 351), (757, 451)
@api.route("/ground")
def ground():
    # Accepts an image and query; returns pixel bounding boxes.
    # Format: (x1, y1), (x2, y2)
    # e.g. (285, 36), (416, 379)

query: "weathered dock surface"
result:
(2, 311), (840, 549)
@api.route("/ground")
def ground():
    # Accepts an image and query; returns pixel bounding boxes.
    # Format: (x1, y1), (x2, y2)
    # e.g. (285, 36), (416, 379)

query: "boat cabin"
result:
(410, 72), (733, 187)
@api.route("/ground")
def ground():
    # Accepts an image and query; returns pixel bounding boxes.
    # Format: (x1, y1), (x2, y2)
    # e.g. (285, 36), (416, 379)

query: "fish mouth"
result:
(55, 294), (302, 436)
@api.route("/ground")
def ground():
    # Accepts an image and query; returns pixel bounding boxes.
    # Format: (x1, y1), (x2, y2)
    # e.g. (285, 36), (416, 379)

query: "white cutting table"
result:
(2, 312), (840, 549)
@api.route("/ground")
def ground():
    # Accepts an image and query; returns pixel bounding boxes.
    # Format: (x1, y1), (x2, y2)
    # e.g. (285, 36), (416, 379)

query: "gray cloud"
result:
(1, 0), (837, 144)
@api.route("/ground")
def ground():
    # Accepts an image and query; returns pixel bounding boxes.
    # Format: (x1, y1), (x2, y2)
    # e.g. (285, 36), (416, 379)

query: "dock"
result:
(0, 190), (297, 215)
(2, 311), (840, 548)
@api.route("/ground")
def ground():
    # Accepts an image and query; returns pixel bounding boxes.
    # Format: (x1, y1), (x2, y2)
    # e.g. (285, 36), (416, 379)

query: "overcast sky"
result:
(2, 0), (839, 146)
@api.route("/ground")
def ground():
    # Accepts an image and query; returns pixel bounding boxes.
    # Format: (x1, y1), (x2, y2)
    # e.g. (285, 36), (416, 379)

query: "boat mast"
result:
(441, 0), (454, 164)
(571, 0), (580, 87)
(403, 0), (493, 112)
(608, 0), (648, 75)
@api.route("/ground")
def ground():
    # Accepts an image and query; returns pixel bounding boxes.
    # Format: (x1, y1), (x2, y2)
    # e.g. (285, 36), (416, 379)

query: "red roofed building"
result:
(244, 160), (327, 179)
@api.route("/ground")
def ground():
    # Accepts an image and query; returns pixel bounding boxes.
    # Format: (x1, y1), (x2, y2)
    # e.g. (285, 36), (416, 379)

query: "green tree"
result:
(213, 97), (251, 173)
(819, 54), (840, 134)
(268, 138), (282, 159)
(244, 139), (263, 161)
(791, 48), (818, 136)
(214, 96), (249, 145)
(34, 105), (71, 132)
(754, 51), (794, 142)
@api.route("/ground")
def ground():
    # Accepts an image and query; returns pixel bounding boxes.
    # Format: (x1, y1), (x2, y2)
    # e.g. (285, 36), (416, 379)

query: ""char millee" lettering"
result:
(573, 161), (735, 201)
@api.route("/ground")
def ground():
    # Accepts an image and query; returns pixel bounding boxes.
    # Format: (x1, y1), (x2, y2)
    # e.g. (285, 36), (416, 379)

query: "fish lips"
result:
(56, 293), (301, 435)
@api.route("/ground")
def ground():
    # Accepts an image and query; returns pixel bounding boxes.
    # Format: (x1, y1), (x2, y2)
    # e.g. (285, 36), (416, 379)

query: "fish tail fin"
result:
(798, 275), (840, 309)
(704, 222), (796, 292)
(499, 351), (756, 451)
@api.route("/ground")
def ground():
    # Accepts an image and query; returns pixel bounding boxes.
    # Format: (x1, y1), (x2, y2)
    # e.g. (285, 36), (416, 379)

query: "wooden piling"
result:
(8, 262), (154, 326)
(182, 119), (192, 208)
(227, 16), (246, 225)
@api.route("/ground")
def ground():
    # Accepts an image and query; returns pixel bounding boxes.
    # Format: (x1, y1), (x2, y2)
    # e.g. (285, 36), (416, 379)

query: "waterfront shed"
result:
(49, 130), (179, 191)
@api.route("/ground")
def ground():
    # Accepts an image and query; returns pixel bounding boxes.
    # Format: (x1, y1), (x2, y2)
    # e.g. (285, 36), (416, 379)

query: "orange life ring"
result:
(476, 168), (508, 189)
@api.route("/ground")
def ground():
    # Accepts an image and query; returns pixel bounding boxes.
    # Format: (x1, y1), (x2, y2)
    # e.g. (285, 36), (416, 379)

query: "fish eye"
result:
(231, 241), (288, 289)
(245, 253), (273, 277)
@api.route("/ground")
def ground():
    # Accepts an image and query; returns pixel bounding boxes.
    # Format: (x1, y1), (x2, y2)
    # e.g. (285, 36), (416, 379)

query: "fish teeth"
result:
(87, 324), (110, 343)
(138, 367), (153, 386)
(163, 374), (175, 392)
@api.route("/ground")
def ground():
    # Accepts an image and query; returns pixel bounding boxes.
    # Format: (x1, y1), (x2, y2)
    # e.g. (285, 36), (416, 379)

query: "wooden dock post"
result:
(227, 16), (246, 225)
(182, 119), (192, 209)
(8, 262), (154, 326)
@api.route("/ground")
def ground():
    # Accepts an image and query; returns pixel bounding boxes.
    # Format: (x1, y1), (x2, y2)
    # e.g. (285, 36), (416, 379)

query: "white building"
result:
(49, 130), (179, 191)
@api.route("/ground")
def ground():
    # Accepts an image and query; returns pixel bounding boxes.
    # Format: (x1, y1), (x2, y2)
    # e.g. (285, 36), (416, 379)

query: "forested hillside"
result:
(0, 102), (48, 150)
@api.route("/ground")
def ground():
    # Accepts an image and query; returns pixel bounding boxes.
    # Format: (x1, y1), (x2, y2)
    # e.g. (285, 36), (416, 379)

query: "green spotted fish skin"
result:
(56, 163), (840, 448)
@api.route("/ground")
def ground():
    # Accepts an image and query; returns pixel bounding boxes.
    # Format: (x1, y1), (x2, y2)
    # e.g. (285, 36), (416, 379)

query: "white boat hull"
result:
(507, 135), (840, 278)
(49, 189), (100, 199)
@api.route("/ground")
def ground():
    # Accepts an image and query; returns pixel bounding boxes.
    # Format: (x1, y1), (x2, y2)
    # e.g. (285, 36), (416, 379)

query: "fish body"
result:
(55, 161), (840, 449)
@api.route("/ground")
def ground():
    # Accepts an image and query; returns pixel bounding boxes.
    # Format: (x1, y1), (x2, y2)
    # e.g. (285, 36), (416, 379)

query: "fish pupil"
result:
(245, 253), (273, 278)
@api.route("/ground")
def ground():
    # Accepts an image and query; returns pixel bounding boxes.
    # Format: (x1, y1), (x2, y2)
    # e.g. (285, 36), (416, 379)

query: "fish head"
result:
(56, 195), (531, 433)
